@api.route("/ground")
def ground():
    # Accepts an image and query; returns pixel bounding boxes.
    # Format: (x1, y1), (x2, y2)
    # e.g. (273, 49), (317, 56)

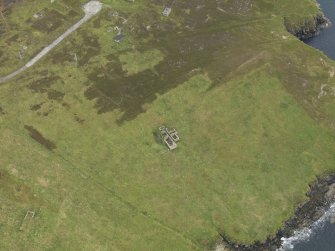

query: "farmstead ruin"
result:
(159, 126), (180, 150)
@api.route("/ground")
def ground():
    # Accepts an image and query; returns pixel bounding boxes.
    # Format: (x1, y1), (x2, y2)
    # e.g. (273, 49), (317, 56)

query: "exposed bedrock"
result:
(285, 13), (331, 40)
(219, 174), (335, 251)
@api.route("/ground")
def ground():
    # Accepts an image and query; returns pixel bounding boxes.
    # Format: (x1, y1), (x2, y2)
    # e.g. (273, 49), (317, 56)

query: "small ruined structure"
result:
(33, 12), (43, 19)
(159, 126), (180, 150)
(162, 7), (172, 17)
(114, 34), (124, 43)
(19, 210), (35, 231)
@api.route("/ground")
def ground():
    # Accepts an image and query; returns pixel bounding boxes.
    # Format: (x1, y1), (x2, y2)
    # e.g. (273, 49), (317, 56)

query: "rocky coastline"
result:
(217, 7), (335, 251)
(218, 174), (335, 251)
(285, 13), (331, 40)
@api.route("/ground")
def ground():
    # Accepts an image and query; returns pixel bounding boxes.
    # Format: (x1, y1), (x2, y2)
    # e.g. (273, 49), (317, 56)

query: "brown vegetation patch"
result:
(27, 75), (65, 101)
(68, 10), (79, 18)
(47, 89), (65, 100)
(0, 0), (23, 9)
(30, 102), (44, 111)
(0, 169), (7, 179)
(5, 34), (19, 45)
(62, 102), (71, 109)
(50, 32), (100, 66)
(28, 75), (59, 92)
(74, 114), (85, 124)
(83, 0), (251, 123)
(0, 50), (9, 65)
(85, 27), (231, 123)
(30, 9), (65, 33)
(24, 125), (56, 151)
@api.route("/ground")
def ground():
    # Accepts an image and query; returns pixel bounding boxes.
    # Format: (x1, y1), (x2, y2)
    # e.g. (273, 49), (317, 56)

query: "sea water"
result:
(278, 203), (335, 250)
(279, 0), (335, 250)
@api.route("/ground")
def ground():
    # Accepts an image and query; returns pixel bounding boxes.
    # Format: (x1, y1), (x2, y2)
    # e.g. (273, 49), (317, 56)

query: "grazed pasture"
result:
(0, 0), (335, 250)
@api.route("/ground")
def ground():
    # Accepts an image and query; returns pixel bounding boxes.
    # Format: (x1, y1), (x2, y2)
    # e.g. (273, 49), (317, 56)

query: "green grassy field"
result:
(1, 0), (335, 250)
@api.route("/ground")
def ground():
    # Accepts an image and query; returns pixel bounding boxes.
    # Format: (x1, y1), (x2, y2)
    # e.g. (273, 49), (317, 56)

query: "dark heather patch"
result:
(0, 0), (15, 36)
(5, 34), (19, 45)
(93, 16), (101, 28)
(62, 102), (71, 110)
(98, 9), (112, 26)
(28, 75), (65, 101)
(0, 0), (23, 9)
(28, 75), (60, 93)
(0, 107), (4, 115)
(77, 32), (101, 66)
(51, 46), (75, 65)
(74, 114), (85, 124)
(78, 47), (100, 67)
(0, 53), (9, 66)
(82, 0), (251, 124)
(85, 27), (231, 124)
(24, 125), (56, 151)
(0, 170), (7, 179)
(58, 0), (82, 9)
(50, 32), (100, 66)
(47, 90), (65, 100)
(68, 10), (79, 18)
(30, 9), (65, 33)
(30, 103), (44, 111)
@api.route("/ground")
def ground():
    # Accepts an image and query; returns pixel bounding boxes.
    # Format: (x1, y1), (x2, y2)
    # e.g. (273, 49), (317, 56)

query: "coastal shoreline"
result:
(216, 6), (334, 250)
(217, 174), (335, 251)
(285, 13), (331, 41)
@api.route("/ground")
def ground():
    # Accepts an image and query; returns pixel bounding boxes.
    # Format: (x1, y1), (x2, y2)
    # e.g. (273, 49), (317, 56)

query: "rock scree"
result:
(285, 14), (331, 40)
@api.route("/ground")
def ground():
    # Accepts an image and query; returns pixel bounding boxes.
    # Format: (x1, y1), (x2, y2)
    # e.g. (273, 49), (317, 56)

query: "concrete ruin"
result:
(162, 7), (172, 17)
(159, 126), (180, 150)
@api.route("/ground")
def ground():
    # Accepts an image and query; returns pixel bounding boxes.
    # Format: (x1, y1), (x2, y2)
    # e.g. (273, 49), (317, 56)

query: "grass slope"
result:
(0, 0), (335, 250)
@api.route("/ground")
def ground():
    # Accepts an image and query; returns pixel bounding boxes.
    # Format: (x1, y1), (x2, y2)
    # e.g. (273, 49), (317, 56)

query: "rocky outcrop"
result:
(325, 183), (335, 202)
(218, 174), (335, 251)
(284, 13), (331, 40)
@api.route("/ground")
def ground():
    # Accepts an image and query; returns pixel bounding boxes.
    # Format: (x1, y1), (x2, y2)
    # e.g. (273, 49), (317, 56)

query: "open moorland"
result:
(0, 0), (335, 250)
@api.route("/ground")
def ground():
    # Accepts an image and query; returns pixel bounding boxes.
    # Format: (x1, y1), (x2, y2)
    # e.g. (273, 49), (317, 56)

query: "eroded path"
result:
(0, 0), (102, 84)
